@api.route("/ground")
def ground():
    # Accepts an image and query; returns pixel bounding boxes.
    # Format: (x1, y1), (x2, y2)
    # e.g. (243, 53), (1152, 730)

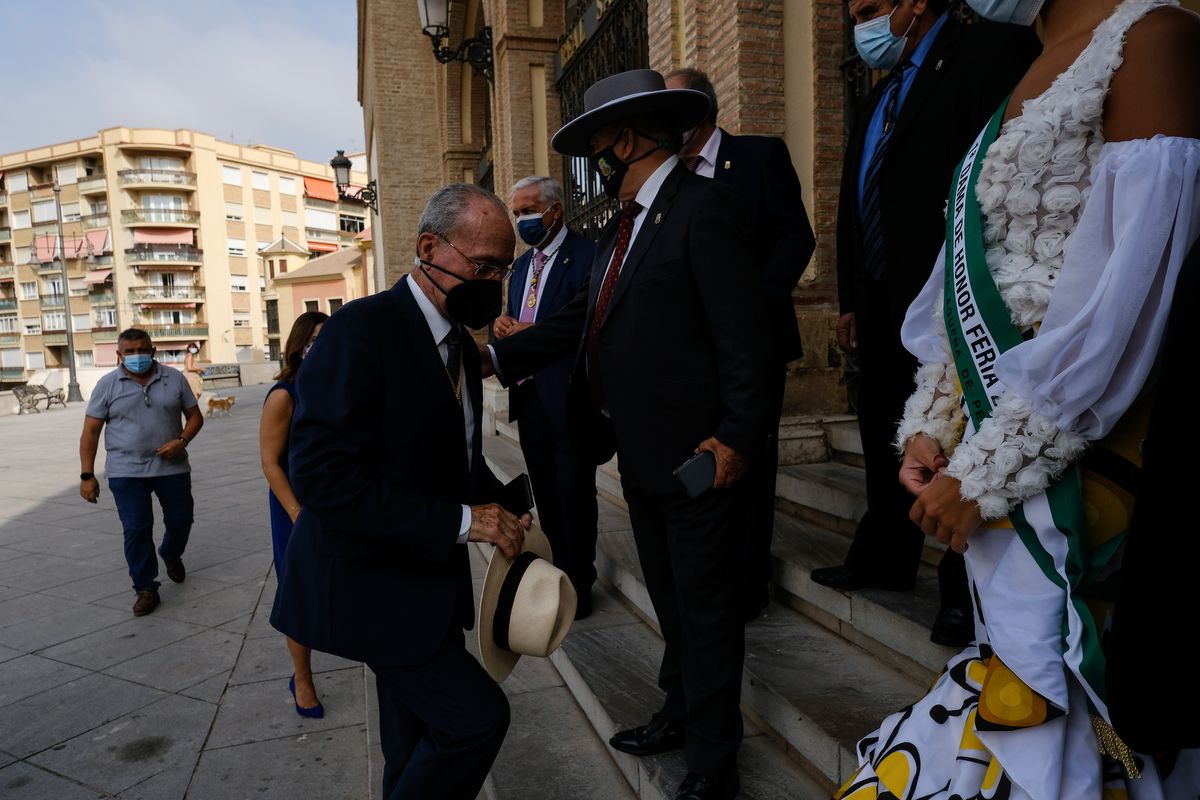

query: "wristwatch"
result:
(80, 472), (95, 481)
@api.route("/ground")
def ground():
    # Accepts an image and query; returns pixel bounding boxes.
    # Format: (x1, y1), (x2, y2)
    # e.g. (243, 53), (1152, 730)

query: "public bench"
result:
(12, 384), (67, 414)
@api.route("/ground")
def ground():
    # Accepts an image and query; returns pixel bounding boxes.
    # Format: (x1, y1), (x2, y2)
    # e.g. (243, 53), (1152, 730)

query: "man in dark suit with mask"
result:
(483, 70), (772, 800)
(493, 175), (599, 617)
(811, 0), (1039, 646)
(665, 67), (816, 621)
(271, 183), (531, 800)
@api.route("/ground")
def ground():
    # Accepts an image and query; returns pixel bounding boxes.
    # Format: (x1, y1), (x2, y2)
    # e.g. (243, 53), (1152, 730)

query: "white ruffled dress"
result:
(844, 1), (1200, 798)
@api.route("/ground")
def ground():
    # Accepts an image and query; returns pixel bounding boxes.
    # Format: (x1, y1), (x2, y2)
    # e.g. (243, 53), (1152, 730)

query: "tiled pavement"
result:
(0, 385), (380, 799)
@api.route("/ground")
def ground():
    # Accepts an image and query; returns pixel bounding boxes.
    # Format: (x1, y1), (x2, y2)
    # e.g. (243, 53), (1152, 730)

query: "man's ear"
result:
(416, 232), (438, 262)
(910, 0), (929, 18)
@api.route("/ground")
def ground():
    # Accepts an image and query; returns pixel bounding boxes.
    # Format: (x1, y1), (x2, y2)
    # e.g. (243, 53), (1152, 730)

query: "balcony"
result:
(43, 333), (68, 345)
(0, 192), (7, 206)
(78, 177), (107, 194)
(0, 227), (10, 241)
(139, 324), (207, 340)
(0, 333), (20, 346)
(92, 326), (118, 342)
(124, 245), (202, 266)
(121, 208), (200, 227)
(0, 264), (13, 281)
(118, 169), (197, 190)
(90, 291), (115, 305)
(40, 294), (65, 308)
(130, 286), (205, 303)
(0, 299), (16, 312)
(306, 227), (339, 242)
(1, 367), (24, 381)
(82, 213), (110, 229)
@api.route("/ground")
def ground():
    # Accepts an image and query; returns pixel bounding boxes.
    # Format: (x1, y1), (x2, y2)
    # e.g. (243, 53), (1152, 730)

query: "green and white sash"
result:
(942, 101), (1115, 728)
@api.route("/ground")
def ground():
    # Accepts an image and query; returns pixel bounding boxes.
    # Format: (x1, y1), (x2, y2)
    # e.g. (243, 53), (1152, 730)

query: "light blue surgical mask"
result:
(516, 207), (553, 247)
(853, 5), (916, 71)
(965, 0), (1044, 25)
(123, 354), (154, 374)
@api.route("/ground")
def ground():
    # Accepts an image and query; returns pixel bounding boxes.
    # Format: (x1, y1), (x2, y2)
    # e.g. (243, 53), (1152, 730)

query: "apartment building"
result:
(0, 127), (370, 385)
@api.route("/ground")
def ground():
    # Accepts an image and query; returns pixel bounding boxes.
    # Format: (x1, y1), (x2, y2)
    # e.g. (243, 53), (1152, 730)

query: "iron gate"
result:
(556, 0), (649, 241)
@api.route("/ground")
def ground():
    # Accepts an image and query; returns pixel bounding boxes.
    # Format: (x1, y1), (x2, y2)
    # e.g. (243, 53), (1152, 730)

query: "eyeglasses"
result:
(142, 386), (151, 407)
(439, 235), (513, 280)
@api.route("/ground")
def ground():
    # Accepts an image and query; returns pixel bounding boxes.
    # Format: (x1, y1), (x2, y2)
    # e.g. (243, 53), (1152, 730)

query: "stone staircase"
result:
(478, 381), (953, 799)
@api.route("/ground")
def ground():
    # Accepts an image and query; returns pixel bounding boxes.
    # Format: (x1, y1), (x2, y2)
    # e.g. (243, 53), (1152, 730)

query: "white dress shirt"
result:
(407, 276), (475, 544)
(689, 127), (722, 179)
(518, 223), (569, 318)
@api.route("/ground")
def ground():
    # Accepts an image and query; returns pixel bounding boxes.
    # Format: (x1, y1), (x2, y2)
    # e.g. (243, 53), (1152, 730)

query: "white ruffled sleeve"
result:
(893, 244), (966, 455)
(947, 136), (1200, 517)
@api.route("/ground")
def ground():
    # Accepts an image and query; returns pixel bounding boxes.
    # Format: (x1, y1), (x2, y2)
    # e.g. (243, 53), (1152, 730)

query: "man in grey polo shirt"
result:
(80, 328), (204, 616)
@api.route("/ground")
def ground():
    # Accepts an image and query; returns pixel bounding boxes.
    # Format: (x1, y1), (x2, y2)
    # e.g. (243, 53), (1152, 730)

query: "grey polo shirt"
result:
(86, 364), (199, 478)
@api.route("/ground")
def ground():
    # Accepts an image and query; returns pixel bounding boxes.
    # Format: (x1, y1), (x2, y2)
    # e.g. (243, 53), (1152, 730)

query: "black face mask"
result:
(590, 129), (670, 200)
(419, 260), (502, 330)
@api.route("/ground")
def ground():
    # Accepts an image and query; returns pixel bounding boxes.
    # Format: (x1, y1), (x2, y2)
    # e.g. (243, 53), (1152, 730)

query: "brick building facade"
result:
(356, 0), (880, 416)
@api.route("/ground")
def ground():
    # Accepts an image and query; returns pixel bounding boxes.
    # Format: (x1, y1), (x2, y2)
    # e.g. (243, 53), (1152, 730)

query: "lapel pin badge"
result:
(724, 160), (731, 170)
(654, 212), (663, 224)
(935, 59), (944, 71)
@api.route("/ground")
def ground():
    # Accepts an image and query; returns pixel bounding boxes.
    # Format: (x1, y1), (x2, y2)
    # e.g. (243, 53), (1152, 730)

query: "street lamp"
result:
(416, 0), (494, 81)
(329, 150), (378, 213)
(44, 182), (84, 402)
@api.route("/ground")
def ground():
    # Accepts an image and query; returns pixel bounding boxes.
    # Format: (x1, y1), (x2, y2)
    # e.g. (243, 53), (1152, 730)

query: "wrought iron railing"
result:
(556, 0), (649, 241)
(129, 286), (206, 302)
(121, 208), (200, 225)
(125, 245), (203, 264)
(118, 169), (197, 187)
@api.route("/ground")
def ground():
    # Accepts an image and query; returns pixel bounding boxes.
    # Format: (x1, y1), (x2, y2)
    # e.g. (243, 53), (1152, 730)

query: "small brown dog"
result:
(205, 395), (236, 417)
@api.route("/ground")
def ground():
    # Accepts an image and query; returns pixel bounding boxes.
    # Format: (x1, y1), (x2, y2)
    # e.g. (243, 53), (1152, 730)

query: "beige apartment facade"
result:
(0, 127), (369, 387)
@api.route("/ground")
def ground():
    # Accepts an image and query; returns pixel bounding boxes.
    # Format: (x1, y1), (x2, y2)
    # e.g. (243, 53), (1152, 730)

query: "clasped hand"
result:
(899, 434), (982, 555)
(468, 503), (532, 560)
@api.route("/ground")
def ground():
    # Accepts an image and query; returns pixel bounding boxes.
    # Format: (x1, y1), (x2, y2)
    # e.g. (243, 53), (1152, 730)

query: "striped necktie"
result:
(860, 63), (913, 280)
(586, 201), (642, 409)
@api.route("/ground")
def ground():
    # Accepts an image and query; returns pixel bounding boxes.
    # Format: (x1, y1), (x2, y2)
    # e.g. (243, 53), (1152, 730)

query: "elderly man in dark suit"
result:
(810, 0), (1039, 646)
(483, 70), (771, 800)
(270, 183), (531, 800)
(665, 67), (816, 621)
(493, 175), (599, 617)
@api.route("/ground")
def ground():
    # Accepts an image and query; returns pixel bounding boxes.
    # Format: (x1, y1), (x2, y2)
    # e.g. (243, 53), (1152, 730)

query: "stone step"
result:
(588, 530), (924, 788)
(769, 514), (954, 682)
(552, 588), (834, 799)
(486, 435), (948, 680)
(469, 546), (637, 800)
(775, 463), (947, 567)
(823, 419), (864, 468)
(495, 418), (522, 448)
(596, 457), (625, 509)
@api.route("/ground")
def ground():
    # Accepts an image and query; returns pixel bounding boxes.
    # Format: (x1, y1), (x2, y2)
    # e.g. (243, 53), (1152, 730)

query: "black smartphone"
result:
(673, 451), (716, 499)
(498, 473), (535, 516)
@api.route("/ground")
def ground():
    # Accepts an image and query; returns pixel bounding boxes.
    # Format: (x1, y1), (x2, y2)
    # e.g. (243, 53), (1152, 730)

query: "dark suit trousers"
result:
(622, 473), (746, 775)
(514, 383), (599, 594)
(367, 627), (510, 800)
(845, 278), (970, 611)
(741, 365), (786, 612)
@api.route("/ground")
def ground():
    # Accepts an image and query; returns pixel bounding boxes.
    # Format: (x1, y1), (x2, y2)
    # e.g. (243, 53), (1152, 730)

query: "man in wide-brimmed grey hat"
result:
(485, 69), (772, 800)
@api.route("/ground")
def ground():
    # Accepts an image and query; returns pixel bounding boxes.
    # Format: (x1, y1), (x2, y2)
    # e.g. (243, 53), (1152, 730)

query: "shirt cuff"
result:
(456, 505), (471, 544)
(485, 344), (505, 382)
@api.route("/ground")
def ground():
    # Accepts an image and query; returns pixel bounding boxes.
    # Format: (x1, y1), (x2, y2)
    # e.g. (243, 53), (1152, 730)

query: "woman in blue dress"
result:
(259, 310), (328, 717)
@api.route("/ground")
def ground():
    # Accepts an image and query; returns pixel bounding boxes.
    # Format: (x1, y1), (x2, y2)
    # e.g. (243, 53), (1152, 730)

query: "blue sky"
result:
(0, 0), (362, 162)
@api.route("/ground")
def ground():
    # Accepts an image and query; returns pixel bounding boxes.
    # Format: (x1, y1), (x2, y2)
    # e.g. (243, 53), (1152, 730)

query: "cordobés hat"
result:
(478, 525), (577, 682)
(551, 69), (711, 157)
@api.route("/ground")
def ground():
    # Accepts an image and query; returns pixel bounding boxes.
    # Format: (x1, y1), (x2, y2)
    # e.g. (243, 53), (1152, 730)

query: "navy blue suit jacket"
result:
(711, 130), (815, 364)
(504, 229), (595, 426)
(270, 277), (503, 666)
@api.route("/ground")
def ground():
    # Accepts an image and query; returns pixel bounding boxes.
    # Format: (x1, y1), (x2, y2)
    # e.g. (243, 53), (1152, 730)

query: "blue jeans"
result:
(108, 473), (194, 592)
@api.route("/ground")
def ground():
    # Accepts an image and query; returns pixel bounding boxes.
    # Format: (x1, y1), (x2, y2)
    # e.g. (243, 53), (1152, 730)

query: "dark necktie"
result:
(444, 325), (462, 407)
(860, 62), (913, 280)
(682, 154), (704, 173)
(586, 200), (642, 410)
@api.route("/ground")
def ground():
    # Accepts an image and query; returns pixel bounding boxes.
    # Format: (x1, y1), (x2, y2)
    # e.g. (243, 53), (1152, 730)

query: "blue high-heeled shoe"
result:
(289, 675), (325, 719)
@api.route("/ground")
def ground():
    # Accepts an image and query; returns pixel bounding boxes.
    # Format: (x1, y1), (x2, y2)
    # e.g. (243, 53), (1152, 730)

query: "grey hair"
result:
(417, 183), (508, 241)
(510, 176), (564, 207)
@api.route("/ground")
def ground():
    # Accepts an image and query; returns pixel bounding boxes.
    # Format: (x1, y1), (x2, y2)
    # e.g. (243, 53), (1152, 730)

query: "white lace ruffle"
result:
(894, 362), (964, 457)
(944, 394), (1089, 519)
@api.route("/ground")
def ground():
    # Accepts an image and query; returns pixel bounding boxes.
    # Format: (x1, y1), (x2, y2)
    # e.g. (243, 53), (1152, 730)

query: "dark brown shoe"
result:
(133, 590), (160, 616)
(164, 557), (186, 583)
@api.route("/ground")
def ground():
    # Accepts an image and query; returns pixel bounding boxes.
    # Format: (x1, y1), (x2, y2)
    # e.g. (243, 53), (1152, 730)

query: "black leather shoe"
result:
(930, 606), (974, 647)
(810, 565), (913, 592)
(609, 714), (686, 756)
(674, 769), (739, 800)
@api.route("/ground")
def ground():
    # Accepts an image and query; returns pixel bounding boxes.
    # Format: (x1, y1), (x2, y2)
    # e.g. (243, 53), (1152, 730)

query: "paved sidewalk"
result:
(0, 384), (381, 799)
